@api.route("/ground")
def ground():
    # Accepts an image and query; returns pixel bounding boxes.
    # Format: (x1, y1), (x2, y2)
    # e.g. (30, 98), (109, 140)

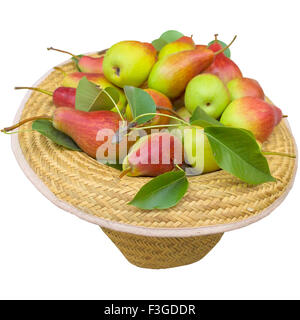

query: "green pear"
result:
(172, 125), (219, 174)
(158, 36), (195, 60)
(103, 41), (157, 88)
(184, 74), (230, 118)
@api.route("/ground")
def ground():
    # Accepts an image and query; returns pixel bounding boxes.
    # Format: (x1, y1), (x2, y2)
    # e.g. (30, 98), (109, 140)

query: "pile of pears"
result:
(9, 32), (284, 178)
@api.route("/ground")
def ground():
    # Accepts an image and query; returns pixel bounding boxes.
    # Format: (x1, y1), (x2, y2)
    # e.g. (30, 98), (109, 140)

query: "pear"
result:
(15, 86), (76, 109)
(148, 47), (215, 99)
(103, 41), (157, 88)
(172, 126), (219, 174)
(60, 71), (127, 112)
(78, 56), (104, 73)
(122, 132), (183, 177)
(204, 34), (242, 83)
(53, 108), (130, 161)
(47, 47), (104, 73)
(265, 97), (283, 126)
(158, 36), (195, 60)
(227, 77), (265, 100)
(125, 88), (173, 125)
(205, 55), (242, 84)
(220, 97), (276, 142)
(185, 74), (230, 118)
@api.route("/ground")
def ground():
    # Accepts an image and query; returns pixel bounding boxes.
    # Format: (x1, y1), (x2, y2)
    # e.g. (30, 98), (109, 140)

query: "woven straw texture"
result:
(102, 227), (223, 269)
(16, 55), (297, 232)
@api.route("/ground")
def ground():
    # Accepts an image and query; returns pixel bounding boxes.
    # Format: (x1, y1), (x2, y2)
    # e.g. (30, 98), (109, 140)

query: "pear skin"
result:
(265, 97), (283, 126)
(122, 132), (183, 177)
(172, 125), (219, 174)
(78, 56), (104, 73)
(53, 108), (129, 160)
(220, 97), (276, 142)
(158, 36), (195, 60)
(148, 47), (215, 99)
(227, 77), (265, 101)
(103, 41), (157, 88)
(205, 54), (242, 84)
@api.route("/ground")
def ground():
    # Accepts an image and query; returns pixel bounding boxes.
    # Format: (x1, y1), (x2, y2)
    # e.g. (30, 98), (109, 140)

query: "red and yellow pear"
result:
(53, 108), (130, 161)
(265, 97), (283, 126)
(47, 47), (104, 73)
(227, 77), (265, 100)
(205, 35), (242, 83)
(148, 36), (236, 99)
(122, 132), (183, 177)
(158, 36), (195, 59)
(148, 47), (215, 99)
(220, 97), (276, 142)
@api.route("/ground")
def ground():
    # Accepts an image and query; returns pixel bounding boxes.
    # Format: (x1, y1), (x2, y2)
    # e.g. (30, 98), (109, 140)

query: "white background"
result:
(0, 0), (299, 300)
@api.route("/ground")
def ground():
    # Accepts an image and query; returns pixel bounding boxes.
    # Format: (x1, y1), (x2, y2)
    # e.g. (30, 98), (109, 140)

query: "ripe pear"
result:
(125, 88), (173, 125)
(184, 74), (230, 118)
(103, 41), (157, 88)
(148, 47), (215, 98)
(172, 126), (219, 174)
(205, 35), (241, 83)
(15, 86), (76, 109)
(158, 36), (195, 60)
(78, 56), (104, 73)
(220, 97), (276, 142)
(265, 97), (283, 126)
(47, 47), (104, 73)
(227, 77), (265, 100)
(205, 55), (242, 84)
(53, 108), (130, 161)
(122, 132), (183, 177)
(61, 72), (127, 111)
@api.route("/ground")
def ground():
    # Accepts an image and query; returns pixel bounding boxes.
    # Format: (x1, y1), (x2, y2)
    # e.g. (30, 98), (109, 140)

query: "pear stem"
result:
(132, 113), (189, 126)
(262, 151), (296, 159)
(15, 86), (53, 96)
(214, 35), (237, 56)
(53, 67), (67, 76)
(47, 47), (78, 59)
(282, 115), (288, 118)
(156, 106), (186, 121)
(1, 116), (52, 133)
(102, 88), (125, 121)
(119, 167), (131, 179)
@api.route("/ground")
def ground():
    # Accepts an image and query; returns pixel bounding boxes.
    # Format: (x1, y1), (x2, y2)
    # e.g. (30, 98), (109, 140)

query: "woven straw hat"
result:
(11, 53), (297, 269)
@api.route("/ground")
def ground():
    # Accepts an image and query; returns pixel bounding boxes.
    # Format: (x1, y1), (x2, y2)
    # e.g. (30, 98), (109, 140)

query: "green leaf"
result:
(190, 107), (224, 128)
(32, 119), (81, 151)
(124, 86), (156, 125)
(72, 54), (84, 71)
(129, 171), (188, 210)
(75, 77), (119, 112)
(160, 30), (184, 43)
(208, 39), (231, 58)
(204, 126), (276, 185)
(151, 38), (168, 51)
